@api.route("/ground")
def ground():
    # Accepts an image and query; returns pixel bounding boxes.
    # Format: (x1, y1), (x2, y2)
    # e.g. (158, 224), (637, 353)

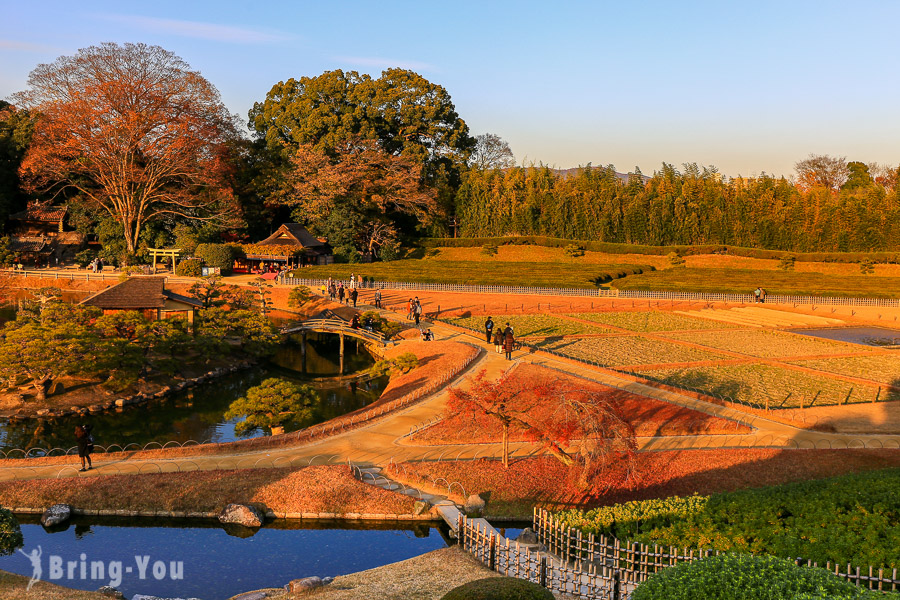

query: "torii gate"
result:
(146, 248), (182, 274)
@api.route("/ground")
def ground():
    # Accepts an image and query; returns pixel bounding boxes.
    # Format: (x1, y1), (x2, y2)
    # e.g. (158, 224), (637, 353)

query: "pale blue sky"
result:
(2, 1), (897, 177)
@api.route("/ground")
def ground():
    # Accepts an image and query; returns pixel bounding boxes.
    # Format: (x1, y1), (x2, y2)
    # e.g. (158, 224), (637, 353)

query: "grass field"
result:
(537, 336), (727, 367)
(660, 329), (864, 358)
(790, 354), (900, 386)
(612, 267), (900, 298)
(634, 363), (897, 407)
(289, 259), (650, 288)
(449, 314), (612, 337)
(571, 310), (739, 332)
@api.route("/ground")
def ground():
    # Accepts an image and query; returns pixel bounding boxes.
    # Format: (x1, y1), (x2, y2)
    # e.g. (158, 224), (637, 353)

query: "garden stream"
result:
(0, 332), (388, 453)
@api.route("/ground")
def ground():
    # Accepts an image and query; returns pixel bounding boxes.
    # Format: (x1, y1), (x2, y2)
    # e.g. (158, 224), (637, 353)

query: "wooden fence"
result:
(534, 508), (900, 593)
(458, 515), (624, 600)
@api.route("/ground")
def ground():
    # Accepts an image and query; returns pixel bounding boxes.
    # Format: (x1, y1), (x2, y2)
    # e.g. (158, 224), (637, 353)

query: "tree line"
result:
(456, 161), (900, 252)
(2, 41), (898, 261)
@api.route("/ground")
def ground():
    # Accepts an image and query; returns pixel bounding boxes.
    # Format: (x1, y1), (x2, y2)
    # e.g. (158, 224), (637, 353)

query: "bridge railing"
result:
(282, 318), (387, 343)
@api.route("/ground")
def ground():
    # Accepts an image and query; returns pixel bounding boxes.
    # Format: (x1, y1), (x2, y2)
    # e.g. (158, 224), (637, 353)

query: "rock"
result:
(96, 586), (125, 598)
(289, 576), (331, 592)
(516, 527), (539, 545)
(88, 404), (103, 413)
(413, 500), (430, 516)
(114, 398), (127, 407)
(36, 409), (50, 416)
(41, 503), (72, 527)
(464, 494), (486, 516)
(218, 503), (264, 528)
(231, 592), (268, 600)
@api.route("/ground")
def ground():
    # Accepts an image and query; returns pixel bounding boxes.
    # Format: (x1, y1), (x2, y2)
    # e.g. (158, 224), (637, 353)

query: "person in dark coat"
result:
(485, 316), (494, 343)
(338, 285), (345, 304)
(350, 288), (358, 307)
(493, 327), (503, 353)
(75, 424), (93, 471)
(503, 323), (515, 360)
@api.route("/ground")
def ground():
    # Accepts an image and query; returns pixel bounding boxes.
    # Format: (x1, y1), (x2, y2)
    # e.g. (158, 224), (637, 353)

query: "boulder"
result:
(218, 503), (264, 528)
(41, 503), (72, 527)
(288, 576), (333, 592)
(516, 527), (539, 545)
(96, 586), (126, 599)
(413, 500), (430, 516)
(464, 494), (486, 516)
(132, 596), (202, 600)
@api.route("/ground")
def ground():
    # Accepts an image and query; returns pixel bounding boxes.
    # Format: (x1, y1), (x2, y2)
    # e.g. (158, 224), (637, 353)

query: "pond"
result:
(1, 515), (451, 599)
(792, 326), (900, 347)
(0, 333), (388, 453)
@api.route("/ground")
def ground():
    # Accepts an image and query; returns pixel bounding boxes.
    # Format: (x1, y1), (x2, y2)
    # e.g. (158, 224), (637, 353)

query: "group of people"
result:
(753, 287), (768, 303)
(485, 317), (516, 360)
(88, 257), (105, 273)
(323, 278), (360, 307)
(407, 297), (423, 325)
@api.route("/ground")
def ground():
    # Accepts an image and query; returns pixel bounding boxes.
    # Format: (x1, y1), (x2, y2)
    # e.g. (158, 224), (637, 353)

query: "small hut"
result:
(8, 201), (84, 265)
(234, 223), (333, 273)
(79, 277), (201, 325)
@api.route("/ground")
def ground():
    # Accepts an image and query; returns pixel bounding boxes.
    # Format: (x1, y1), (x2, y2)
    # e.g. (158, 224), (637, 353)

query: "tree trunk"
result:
(32, 377), (50, 402)
(502, 422), (509, 468)
(546, 442), (574, 466)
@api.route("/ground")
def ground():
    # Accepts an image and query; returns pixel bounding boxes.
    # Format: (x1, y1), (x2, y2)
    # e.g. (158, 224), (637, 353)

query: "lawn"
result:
(386, 448), (900, 518)
(570, 310), (739, 332)
(408, 363), (749, 443)
(288, 259), (650, 289)
(660, 329), (864, 359)
(448, 314), (613, 337)
(613, 267), (900, 298)
(635, 363), (897, 407)
(790, 354), (900, 386)
(535, 336), (728, 367)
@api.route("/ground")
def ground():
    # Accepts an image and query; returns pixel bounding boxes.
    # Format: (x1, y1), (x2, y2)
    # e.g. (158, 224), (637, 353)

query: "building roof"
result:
(10, 203), (67, 222)
(257, 223), (325, 248)
(10, 236), (50, 253)
(79, 277), (200, 310)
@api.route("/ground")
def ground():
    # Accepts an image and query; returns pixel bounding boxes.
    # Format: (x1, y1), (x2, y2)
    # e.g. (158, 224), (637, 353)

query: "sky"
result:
(2, 0), (898, 178)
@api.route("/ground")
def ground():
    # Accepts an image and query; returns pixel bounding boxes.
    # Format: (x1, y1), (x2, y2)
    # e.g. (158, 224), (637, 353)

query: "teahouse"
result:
(79, 277), (201, 326)
(233, 223), (333, 274)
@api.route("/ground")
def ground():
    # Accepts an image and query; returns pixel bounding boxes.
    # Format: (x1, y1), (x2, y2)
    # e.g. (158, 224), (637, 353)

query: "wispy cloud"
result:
(333, 55), (436, 72)
(0, 39), (62, 53)
(97, 14), (294, 44)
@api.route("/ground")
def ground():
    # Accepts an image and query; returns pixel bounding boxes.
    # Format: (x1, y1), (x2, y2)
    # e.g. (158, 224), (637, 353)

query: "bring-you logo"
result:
(18, 545), (183, 590)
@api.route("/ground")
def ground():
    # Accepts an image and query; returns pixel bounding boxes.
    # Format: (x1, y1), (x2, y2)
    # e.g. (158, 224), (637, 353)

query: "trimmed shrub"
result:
(74, 249), (98, 268)
(481, 244), (499, 256)
(175, 258), (203, 277)
(440, 576), (554, 600)
(667, 251), (685, 267)
(194, 243), (235, 275)
(631, 553), (880, 600)
(564, 244), (585, 258)
(778, 254), (796, 271)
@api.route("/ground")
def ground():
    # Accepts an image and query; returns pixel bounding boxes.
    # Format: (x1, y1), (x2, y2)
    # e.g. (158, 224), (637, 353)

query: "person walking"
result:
(493, 326), (503, 353)
(374, 289), (382, 309)
(754, 287), (761, 303)
(760, 288), (767, 304)
(413, 299), (422, 326)
(337, 285), (345, 304)
(75, 424), (93, 471)
(329, 283), (337, 301)
(485, 316), (494, 344)
(503, 323), (515, 361)
(350, 288), (358, 308)
(407, 298), (414, 320)
(349, 273), (355, 289)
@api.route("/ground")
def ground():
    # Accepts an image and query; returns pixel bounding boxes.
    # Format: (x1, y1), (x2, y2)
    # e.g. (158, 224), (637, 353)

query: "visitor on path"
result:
(407, 298), (415, 320)
(338, 285), (345, 304)
(327, 276), (332, 291)
(503, 323), (515, 361)
(374, 289), (382, 309)
(493, 327), (503, 353)
(350, 288), (358, 307)
(350, 273), (355, 289)
(321, 283), (327, 297)
(754, 287), (761, 303)
(97, 258), (103, 273)
(329, 283), (337, 301)
(421, 328), (434, 341)
(350, 314), (360, 329)
(485, 316), (494, 343)
(760, 288), (767, 303)
(75, 424), (93, 471)
(413, 300), (422, 326)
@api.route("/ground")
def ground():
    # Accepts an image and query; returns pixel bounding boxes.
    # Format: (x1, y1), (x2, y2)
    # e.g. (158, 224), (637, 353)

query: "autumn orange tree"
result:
(283, 138), (439, 259)
(13, 42), (238, 256)
(447, 369), (637, 489)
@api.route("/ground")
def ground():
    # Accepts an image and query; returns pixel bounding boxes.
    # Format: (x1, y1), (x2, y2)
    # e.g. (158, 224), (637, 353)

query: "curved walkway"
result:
(3, 307), (900, 482)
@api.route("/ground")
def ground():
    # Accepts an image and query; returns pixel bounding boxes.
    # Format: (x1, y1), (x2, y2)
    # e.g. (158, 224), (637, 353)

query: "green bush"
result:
(0, 506), (23, 556)
(481, 244), (499, 256)
(563, 244), (585, 258)
(667, 251), (685, 267)
(74, 249), (98, 268)
(440, 576), (554, 600)
(556, 468), (900, 569)
(778, 254), (797, 271)
(194, 243), (235, 275)
(175, 258), (203, 277)
(631, 553), (881, 600)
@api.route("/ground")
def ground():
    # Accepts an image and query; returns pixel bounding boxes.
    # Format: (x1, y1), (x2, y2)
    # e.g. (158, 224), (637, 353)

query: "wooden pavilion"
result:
(233, 223), (333, 273)
(79, 277), (201, 326)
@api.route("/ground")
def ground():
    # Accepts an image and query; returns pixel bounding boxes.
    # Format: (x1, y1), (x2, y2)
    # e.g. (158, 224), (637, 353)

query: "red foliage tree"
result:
(447, 369), (638, 489)
(13, 42), (238, 254)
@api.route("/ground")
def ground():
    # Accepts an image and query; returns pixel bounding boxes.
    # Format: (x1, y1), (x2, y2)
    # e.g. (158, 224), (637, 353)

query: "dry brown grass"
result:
(0, 465), (417, 515)
(0, 570), (108, 600)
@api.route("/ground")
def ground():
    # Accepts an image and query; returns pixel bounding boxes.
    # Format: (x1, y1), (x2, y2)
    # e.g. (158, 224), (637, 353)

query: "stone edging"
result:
(9, 506), (439, 521)
(8, 360), (256, 422)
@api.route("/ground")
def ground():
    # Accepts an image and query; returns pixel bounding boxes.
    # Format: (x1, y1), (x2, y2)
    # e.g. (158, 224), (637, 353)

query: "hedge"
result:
(631, 553), (887, 600)
(175, 258), (203, 277)
(556, 468), (900, 569)
(194, 243), (236, 275)
(419, 237), (900, 263)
